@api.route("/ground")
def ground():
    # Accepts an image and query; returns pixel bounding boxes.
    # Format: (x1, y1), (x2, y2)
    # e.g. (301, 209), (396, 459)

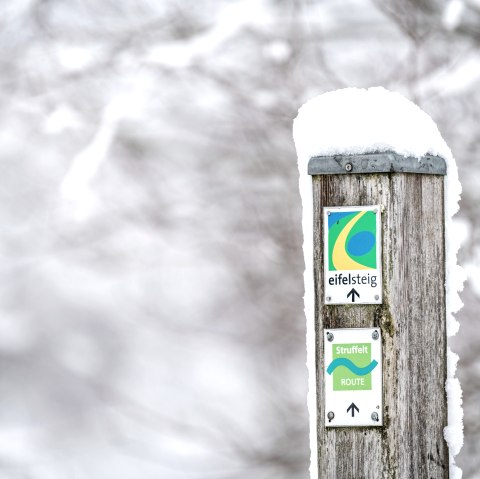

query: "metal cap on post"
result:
(308, 151), (447, 176)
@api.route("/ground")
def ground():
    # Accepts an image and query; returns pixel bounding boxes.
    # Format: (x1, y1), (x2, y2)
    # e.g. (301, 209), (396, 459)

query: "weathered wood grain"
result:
(313, 173), (448, 478)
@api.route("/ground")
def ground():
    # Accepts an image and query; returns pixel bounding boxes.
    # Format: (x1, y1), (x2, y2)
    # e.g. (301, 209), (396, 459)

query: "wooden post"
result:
(310, 152), (449, 478)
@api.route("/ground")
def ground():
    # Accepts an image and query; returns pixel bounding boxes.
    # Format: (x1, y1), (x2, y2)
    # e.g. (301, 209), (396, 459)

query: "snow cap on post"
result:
(293, 86), (452, 162)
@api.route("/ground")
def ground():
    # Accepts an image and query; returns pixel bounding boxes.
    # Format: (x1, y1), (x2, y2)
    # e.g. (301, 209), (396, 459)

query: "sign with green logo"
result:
(324, 205), (382, 305)
(330, 342), (377, 391)
(324, 328), (383, 427)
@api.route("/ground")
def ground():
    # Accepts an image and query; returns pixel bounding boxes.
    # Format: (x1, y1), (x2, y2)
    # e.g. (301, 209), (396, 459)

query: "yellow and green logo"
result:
(328, 210), (377, 271)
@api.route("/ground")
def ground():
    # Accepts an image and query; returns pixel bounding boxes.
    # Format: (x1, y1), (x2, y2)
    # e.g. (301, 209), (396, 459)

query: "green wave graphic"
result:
(327, 358), (378, 376)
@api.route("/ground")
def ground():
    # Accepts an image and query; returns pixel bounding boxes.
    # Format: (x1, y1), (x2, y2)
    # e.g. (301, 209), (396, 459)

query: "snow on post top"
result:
(293, 86), (452, 164)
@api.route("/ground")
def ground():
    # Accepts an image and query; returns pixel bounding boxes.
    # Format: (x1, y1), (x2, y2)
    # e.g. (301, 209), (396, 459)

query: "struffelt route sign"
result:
(323, 205), (382, 305)
(324, 328), (383, 427)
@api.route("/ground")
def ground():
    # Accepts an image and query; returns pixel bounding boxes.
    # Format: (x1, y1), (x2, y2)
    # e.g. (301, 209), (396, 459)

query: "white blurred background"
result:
(1, 0), (479, 477)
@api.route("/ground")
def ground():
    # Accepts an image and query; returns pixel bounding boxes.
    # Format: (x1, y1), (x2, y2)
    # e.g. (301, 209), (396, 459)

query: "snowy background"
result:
(1, 1), (479, 478)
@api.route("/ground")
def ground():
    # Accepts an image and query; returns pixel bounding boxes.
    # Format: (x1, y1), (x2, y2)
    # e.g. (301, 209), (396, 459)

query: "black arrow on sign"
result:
(347, 288), (360, 303)
(347, 402), (359, 417)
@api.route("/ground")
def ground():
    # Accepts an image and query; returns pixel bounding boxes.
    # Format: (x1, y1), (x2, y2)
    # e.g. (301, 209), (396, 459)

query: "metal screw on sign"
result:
(327, 411), (335, 422)
(345, 163), (353, 172)
(371, 412), (379, 422)
(326, 296), (331, 302)
(374, 295), (380, 300)
(372, 330), (379, 340)
(326, 332), (334, 342)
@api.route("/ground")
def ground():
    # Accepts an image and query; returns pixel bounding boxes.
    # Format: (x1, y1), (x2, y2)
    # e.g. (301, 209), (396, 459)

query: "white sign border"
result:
(324, 327), (383, 428)
(323, 205), (382, 305)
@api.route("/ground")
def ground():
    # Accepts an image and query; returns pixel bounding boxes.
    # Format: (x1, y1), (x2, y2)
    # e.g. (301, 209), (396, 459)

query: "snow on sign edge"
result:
(292, 86), (465, 479)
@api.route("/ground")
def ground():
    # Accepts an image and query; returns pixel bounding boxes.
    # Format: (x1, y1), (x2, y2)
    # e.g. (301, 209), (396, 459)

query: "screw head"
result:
(326, 296), (331, 302)
(371, 412), (379, 422)
(326, 332), (334, 342)
(345, 163), (353, 172)
(372, 330), (379, 340)
(327, 211), (331, 216)
(374, 295), (380, 301)
(327, 411), (335, 422)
